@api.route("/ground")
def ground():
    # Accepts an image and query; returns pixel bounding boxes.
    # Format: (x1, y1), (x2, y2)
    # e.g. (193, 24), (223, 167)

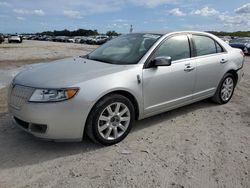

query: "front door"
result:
(143, 34), (196, 116)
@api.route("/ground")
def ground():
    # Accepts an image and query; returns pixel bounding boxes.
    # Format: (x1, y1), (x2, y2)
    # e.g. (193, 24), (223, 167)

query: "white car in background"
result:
(8, 35), (22, 43)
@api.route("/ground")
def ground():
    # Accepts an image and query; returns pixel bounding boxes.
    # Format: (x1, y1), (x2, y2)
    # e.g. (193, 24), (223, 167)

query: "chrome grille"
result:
(10, 85), (34, 110)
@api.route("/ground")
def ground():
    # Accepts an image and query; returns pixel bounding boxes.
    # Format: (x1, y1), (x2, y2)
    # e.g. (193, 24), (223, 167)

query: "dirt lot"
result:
(0, 41), (249, 188)
(0, 40), (97, 69)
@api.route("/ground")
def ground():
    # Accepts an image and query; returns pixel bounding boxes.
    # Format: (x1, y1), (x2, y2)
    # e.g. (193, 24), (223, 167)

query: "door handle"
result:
(220, 59), (228, 64)
(184, 66), (195, 72)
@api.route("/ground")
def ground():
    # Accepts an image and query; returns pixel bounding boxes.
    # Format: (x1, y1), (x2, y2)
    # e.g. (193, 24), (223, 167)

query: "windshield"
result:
(87, 33), (161, 64)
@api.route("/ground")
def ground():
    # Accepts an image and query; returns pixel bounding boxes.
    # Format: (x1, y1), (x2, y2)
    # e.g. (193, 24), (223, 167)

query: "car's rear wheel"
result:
(212, 73), (236, 104)
(85, 94), (135, 145)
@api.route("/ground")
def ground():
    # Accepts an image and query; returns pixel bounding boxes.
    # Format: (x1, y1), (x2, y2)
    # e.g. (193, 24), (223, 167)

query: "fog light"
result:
(30, 123), (47, 133)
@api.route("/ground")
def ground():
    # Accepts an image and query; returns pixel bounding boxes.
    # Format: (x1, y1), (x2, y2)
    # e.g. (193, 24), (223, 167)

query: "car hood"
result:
(14, 57), (131, 88)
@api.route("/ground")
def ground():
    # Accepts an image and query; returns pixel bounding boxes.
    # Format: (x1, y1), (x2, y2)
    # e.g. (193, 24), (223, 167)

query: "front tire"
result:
(85, 94), (135, 145)
(212, 73), (236, 104)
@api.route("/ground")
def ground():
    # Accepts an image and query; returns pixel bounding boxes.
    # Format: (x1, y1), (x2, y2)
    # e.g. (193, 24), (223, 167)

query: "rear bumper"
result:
(237, 67), (244, 83)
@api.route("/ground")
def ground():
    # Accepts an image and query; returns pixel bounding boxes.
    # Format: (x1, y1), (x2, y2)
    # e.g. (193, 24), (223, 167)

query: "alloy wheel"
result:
(97, 102), (131, 140)
(221, 77), (234, 102)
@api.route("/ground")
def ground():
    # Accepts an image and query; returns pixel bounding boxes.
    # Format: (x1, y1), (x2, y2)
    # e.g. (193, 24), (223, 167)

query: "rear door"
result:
(142, 34), (196, 116)
(191, 34), (228, 98)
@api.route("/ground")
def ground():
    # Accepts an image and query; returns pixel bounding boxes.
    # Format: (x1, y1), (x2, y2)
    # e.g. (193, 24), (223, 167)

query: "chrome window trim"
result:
(142, 32), (229, 68)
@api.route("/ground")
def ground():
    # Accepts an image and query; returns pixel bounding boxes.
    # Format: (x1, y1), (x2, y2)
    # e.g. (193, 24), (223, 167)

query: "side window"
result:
(153, 35), (190, 61)
(215, 42), (224, 53)
(192, 35), (217, 56)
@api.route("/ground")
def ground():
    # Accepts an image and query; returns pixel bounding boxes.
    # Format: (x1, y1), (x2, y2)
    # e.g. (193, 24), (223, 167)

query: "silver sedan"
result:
(8, 31), (245, 145)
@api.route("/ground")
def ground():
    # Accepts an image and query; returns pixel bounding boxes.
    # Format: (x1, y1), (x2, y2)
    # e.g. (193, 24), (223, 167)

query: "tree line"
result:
(35, 29), (120, 37)
(26, 29), (250, 37)
(207, 31), (250, 37)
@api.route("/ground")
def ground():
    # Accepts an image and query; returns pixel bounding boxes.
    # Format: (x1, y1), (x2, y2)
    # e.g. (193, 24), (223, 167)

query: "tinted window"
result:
(193, 35), (217, 56)
(215, 42), (223, 53)
(153, 35), (190, 61)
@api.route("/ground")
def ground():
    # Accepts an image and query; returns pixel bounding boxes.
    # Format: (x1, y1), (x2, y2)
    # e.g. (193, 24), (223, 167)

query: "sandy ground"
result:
(0, 40), (97, 69)
(0, 41), (249, 188)
(0, 40), (98, 89)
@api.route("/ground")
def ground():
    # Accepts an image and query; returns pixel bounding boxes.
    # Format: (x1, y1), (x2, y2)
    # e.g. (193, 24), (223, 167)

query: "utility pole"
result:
(130, 25), (133, 33)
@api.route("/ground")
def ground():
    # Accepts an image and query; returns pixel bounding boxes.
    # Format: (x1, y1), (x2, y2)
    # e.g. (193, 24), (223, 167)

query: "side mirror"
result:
(151, 56), (172, 67)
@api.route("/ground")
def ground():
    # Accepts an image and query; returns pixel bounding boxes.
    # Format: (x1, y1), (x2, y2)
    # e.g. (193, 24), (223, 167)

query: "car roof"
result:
(135, 30), (213, 36)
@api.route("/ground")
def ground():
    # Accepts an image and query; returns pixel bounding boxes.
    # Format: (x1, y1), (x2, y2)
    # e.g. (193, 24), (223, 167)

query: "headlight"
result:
(29, 88), (79, 102)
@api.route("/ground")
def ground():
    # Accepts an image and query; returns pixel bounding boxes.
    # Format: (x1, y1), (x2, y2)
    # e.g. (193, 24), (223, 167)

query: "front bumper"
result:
(9, 95), (90, 141)
(9, 39), (21, 42)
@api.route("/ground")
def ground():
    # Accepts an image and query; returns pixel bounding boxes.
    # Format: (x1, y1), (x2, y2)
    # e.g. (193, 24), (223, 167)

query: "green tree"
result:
(106, 30), (119, 37)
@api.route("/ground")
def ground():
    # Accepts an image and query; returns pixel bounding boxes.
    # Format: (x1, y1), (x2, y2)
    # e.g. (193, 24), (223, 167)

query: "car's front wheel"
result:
(85, 94), (135, 145)
(212, 73), (236, 104)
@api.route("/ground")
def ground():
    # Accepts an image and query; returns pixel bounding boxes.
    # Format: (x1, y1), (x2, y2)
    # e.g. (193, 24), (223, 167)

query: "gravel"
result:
(0, 41), (249, 188)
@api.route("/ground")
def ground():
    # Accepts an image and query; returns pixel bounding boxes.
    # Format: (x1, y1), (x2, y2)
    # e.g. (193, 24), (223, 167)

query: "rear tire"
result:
(212, 73), (236, 104)
(85, 94), (135, 145)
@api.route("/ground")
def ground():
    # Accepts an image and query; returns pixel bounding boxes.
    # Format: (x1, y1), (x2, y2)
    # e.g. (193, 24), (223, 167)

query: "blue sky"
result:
(0, 0), (250, 34)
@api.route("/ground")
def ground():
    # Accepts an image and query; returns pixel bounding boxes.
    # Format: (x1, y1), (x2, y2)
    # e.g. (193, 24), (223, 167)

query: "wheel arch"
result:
(83, 89), (141, 139)
(109, 90), (140, 120)
(84, 89), (140, 129)
(96, 90), (140, 120)
(226, 69), (238, 84)
(216, 69), (238, 90)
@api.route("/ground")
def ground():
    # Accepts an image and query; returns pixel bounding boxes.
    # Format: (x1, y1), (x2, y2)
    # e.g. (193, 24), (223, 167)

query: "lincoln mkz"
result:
(8, 31), (245, 145)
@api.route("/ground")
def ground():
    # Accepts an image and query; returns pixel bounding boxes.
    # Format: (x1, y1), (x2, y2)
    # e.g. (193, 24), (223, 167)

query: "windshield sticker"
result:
(143, 34), (161, 39)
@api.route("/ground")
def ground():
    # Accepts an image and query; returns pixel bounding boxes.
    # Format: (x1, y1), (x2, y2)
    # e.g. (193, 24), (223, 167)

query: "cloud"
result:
(128, 0), (178, 8)
(107, 18), (130, 30)
(191, 6), (218, 16)
(0, 1), (10, 7)
(235, 3), (250, 14)
(106, 23), (129, 30)
(13, 9), (45, 16)
(169, 8), (186, 16)
(75, 0), (123, 15)
(33, 10), (45, 16)
(2, 0), (250, 33)
(16, 16), (25, 21)
(217, 12), (250, 31)
(112, 19), (128, 23)
(63, 10), (82, 19)
(218, 14), (250, 27)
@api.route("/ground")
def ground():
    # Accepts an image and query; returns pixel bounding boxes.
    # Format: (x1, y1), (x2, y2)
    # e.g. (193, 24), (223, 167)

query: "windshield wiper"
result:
(79, 54), (112, 64)
(79, 54), (89, 59)
(88, 57), (113, 64)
